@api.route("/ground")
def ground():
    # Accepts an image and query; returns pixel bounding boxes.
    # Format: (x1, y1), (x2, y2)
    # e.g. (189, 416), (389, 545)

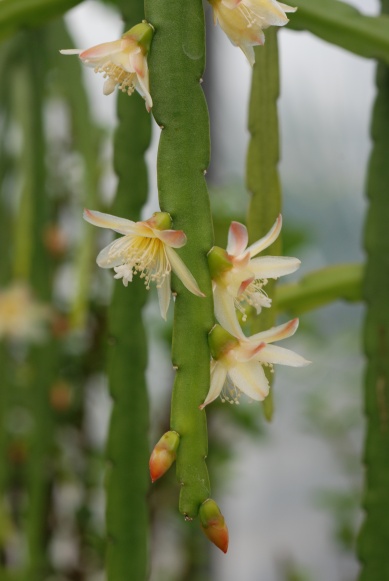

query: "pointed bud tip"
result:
(201, 519), (229, 553)
(199, 499), (229, 553)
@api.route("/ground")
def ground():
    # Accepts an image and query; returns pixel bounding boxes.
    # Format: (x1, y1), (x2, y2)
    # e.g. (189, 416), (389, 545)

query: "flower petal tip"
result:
(60, 49), (82, 55)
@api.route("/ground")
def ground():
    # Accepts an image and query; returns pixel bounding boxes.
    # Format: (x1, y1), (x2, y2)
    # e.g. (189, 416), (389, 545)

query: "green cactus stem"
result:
(358, 0), (389, 577)
(246, 30), (281, 420)
(104, 2), (151, 580)
(17, 30), (57, 581)
(144, 0), (214, 517)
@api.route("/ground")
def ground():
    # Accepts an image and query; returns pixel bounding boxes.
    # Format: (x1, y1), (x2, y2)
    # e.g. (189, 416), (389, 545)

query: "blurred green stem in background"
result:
(246, 30), (281, 421)
(358, 0), (389, 577)
(47, 20), (103, 330)
(276, 264), (363, 315)
(144, 0), (214, 518)
(15, 29), (58, 581)
(0, 0), (84, 43)
(289, 0), (389, 65)
(104, 1), (151, 580)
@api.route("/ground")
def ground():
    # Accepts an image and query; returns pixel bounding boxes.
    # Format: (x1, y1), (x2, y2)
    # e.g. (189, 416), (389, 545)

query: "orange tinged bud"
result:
(50, 381), (73, 411)
(199, 499), (229, 553)
(149, 431), (180, 483)
(43, 225), (68, 258)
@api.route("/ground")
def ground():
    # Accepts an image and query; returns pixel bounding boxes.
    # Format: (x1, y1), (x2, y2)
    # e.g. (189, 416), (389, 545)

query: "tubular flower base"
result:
(208, 215), (300, 334)
(209, 0), (296, 65)
(199, 499), (229, 553)
(200, 317), (309, 409)
(60, 22), (154, 110)
(149, 431), (180, 483)
(0, 283), (51, 342)
(84, 209), (204, 320)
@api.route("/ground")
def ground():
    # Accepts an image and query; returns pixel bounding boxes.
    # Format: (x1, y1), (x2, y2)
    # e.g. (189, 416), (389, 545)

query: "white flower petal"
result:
(227, 221), (248, 256)
(278, 2), (297, 13)
(200, 361), (227, 409)
(228, 360), (269, 401)
(83, 209), (136, 235)
(257, 344), (310, 367)
(250, 256), (301, 279)
(165, 246), (205, 297)
(213, 284), (245, 338)
(96, 237), (132, 268)
(240, 42), (257, 66)
(132, 53), (153, 110)
(157, 275), (171, 320)
(79, 39), (123, 63)
(60, 49), (83, 55)
(248, 0), (290, 27)
(251, 318), (299, 344)
(246, 214), (282, 257)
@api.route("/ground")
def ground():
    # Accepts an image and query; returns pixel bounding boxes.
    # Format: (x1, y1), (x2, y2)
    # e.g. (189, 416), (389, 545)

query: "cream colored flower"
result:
(0, 283), (50, 342)
(84, 209), (205, 320)
(200, 317), (309, 409)
(60, 22), (153, 110)
(209, 215), (300, 335)
(210, 0), (296, 65)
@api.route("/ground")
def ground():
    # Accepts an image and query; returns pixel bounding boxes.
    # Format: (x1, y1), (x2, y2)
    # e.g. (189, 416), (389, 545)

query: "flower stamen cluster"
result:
(96, 62), (137, 96)
(83, 209), (204, 320)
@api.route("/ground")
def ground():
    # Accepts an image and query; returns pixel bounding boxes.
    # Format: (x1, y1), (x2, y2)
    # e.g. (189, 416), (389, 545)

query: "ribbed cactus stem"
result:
(104, 2), (151, 580)
(358, 1), (389, 576)
(246, 30), (282, 420)
(144, 0), (214, 517)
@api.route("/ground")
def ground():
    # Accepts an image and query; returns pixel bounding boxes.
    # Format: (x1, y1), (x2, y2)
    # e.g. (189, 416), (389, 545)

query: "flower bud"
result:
(208, 324), (239, 360)
(207, 246), (233, 280)
(199, 499), (229, 553)
(149, 431), (180, 483)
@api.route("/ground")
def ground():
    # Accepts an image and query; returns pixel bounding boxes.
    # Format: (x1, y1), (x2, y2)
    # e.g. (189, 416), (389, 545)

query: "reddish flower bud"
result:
(199, 499), (229, 553)
(149, 431), (180, 483)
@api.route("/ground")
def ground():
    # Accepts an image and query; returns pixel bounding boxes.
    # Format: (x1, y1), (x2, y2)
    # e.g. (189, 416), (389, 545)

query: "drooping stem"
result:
(144, 0), (214, 517)
(246, 30), (282, 420)
(104, 2), (151, 580)
(358, 0), (389, 577)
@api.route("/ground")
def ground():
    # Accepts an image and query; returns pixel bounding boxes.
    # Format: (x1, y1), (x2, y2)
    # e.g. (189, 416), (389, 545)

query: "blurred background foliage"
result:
(0, 0), (387, 580)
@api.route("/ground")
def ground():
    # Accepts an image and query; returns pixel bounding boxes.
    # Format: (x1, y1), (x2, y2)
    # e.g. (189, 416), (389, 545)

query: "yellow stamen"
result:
(94, 62), (136, 95)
